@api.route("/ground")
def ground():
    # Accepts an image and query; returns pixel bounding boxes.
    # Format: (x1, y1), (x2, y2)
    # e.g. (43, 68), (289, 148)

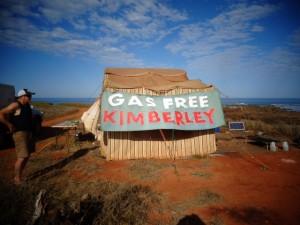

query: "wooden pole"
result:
(159, 129), (175, 160)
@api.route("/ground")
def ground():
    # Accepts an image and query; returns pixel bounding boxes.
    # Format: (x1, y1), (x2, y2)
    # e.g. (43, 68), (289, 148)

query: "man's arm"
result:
(0, 102), (19, 133)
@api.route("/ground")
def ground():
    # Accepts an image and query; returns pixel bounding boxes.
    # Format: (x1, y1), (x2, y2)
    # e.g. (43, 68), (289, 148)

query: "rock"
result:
(281, 158), (296, 164)
(81, 193), (90, 202)
(69, 201), (80, 214)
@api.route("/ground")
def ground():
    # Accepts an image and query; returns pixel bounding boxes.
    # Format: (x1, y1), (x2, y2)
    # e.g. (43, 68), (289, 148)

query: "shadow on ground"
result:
(27, 146), (97, 180)
(212, 206), (283, 225)
(37, 127), (65, 141)
(177, 214), (206, 225)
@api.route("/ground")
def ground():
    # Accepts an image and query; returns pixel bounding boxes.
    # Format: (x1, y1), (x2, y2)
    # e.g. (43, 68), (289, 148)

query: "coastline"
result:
(33, 97), (300, 112)
(221, 98), (300, 112)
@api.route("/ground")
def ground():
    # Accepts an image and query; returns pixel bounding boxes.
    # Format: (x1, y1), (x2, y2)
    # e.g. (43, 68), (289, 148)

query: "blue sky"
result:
(0, 0), (299, 98)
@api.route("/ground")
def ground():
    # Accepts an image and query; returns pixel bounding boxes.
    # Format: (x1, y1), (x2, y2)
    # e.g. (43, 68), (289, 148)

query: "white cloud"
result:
(155, 2), (187, 21)
(0, 0), (186, 66)
(266, 47), (300, 73)
(70, 19), (87, 30)
(251, 25), (264, 32)
(187, 45), (258, 75)
(87, 0), (186, 42)
(166, 3), (278, 58)
(124, 10), (151, 24)
(97, 16), (132, 37)
(164, 2), (300, 97)
(165, 2), (286, 79)
(38, 0), (101, 23)
(211, 3), (278, 26)
(98, 0), (123, 13)
(289, 28), (300, 48)
(0, 0), (40, 18)
(0, 1), (299, 97)
(0, 15), (142, 66)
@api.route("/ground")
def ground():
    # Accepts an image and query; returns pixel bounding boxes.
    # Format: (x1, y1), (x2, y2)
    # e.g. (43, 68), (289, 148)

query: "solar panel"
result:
(228, 121), (245, 131)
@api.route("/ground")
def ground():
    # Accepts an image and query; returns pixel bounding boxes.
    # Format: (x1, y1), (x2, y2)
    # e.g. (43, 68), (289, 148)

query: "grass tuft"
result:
(195, 190), (222, 206)
(0, 181), (37, 225)
(191, 171), (212, 179)
(174, 190), (222, 214)
(129, 160), (170, 180)
(209, 216), (225, 225)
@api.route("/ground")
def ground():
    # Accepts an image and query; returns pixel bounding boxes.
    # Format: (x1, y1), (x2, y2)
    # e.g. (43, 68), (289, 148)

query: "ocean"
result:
(33, 98), (96, 104)
(221, 98), (300, 112)
(33, 97), (300, 112)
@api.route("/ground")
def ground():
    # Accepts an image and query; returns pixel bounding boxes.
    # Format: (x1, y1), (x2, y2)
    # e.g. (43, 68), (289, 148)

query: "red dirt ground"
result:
(1, 109), (300, 225)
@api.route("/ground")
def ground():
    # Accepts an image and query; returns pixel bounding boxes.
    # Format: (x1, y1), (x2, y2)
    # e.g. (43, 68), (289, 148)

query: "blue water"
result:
(33, 98), (95, 104)
(221, 98), (300, 112)
(33, 97), (300, 112)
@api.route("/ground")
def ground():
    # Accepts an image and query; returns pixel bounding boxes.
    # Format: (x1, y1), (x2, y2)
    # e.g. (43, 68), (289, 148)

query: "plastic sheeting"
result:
(81, 98), (100, 136)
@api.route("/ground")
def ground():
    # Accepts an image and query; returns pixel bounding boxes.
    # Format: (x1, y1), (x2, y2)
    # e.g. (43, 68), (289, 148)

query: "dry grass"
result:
(0, 181), (37, 225)
(0, 179), (162, 225)
(1, 143), (163, 225)
(32, 102), (89, 120)
(33, 102), (78, 119)
(170, 190), (222, 225)
(97, 183), (161, 225)
(244, 120), (300, 141)
(195, 190), (222, 206)
(244, 120), (275, 134)
(224, 105), (300, 142)
(209, 216), (225, 225)
(191, 171), (212, 179)
(174, 190), (222, 213)
(189, 157), (211, 168)
(128, 160), (171, 180)
(224, 105), (300, 125)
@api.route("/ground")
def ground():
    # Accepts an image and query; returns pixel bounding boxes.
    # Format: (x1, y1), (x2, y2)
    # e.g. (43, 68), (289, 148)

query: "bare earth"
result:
(0, 106), (300, 225)
(42, 107), (88, 127)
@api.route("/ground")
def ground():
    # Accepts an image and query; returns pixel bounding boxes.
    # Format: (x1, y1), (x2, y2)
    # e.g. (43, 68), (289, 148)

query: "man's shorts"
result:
(13, 131), (35, 158)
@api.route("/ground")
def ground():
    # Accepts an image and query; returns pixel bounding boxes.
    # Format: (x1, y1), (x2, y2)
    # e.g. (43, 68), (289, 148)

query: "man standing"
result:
(0, 89), (35, 185)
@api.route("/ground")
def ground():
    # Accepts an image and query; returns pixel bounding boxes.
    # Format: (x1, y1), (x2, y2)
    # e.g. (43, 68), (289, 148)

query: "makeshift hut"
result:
(82, 68), (225, 160)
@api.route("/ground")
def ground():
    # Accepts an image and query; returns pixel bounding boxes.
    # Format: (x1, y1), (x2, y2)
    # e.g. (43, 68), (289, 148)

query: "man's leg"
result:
(14, 156), (30, 184)
(20, 157), (29, 177)
(13, 131), (31, 184)
(14, 157), (25, 184)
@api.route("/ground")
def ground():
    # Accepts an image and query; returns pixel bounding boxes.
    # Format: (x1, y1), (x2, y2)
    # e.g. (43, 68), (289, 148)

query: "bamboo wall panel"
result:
(103, 87), (217, 160)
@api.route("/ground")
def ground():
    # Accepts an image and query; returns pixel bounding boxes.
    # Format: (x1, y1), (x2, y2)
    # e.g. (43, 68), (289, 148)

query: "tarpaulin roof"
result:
(104, 68), (212, 91)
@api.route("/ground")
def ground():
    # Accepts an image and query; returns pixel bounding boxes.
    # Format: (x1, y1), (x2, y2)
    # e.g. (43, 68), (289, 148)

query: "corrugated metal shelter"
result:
(97, 68), (218, 160)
